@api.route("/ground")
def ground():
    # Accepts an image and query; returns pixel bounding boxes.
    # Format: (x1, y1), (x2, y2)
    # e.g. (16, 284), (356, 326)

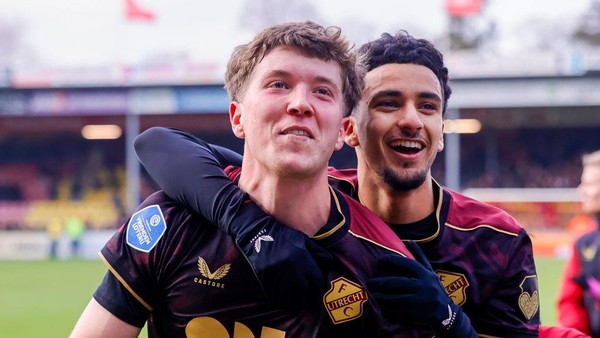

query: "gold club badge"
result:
(323, 277), (368, 324)
(581, 245), (597, 262)
(437, 270), (469, 306)
(518, 275), (539, 321)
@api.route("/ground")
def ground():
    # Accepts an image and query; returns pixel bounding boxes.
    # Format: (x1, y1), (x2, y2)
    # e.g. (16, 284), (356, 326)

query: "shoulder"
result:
(138, 190), (183, 211)
(136, 190), (196, 227)
(327, 166), (357, 180)
(339, 192), (413, 258)
(113, 190), (199, 254)
(575, 229), (600, 247)
(225, 165), (241, 181)
(101, 190), (225, 277)
(444, 188), (524, 236)
(327, 167), (358, 193)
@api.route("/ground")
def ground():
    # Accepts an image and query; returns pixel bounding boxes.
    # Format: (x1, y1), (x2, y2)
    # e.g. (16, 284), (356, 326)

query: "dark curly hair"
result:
(358, 31), (452, 115)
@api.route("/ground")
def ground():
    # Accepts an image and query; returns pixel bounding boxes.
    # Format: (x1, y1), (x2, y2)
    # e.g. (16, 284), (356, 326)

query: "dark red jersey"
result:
(93, 176), (439, 337)
(327, 167), (541, 337)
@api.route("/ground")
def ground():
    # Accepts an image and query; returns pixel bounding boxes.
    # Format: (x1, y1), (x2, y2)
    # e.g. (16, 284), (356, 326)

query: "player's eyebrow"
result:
(370, 89), (402, 100)
(313, 75), (340, 89)
(263, 69), (340, 91)
(418, 91), (442, 102)
(370, 89), (442, 102)
(263, 69), (292, 79)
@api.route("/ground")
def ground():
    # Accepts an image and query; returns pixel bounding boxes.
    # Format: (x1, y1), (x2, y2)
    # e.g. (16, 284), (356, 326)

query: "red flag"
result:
(445, 0), (482, 17)
(125, 0), (156, 22)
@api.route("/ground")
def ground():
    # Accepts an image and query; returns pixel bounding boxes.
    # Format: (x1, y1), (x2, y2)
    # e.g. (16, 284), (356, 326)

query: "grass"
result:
(0, 256), (566, 337)
(0, 259), (149, 338)
(536, 256), (567, 326)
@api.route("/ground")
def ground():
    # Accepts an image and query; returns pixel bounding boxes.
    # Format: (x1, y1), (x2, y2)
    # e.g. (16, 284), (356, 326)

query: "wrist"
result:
(434, 305), (477, 338)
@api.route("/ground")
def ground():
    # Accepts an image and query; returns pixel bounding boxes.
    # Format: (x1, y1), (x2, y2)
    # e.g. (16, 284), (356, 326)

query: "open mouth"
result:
(281, 128), (313, 139)
(390, 140), (423, 155)
(284, 130), (310, 137)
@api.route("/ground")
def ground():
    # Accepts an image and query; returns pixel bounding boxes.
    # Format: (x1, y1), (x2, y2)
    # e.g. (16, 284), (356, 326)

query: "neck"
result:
(239, 160), (331, 236)
(357, 170), (435, 225)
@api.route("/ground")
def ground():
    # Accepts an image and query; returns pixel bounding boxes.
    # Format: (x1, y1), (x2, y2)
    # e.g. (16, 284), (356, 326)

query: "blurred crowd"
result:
(0, 127), (596, 231)
(435, 127), (597, 189)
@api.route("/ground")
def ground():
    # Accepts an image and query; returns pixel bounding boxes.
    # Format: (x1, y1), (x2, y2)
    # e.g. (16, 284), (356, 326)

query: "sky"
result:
(0, 0), (594, 69)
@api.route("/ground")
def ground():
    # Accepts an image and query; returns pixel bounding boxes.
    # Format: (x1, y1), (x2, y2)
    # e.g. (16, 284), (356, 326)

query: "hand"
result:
(367, 241), (477, 337)
(230, 200), (333, 309)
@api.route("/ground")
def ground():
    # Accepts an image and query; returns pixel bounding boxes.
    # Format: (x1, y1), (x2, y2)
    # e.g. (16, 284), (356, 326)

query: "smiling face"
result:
(230, 46), (346, 179)
(344, 63), (444, 191)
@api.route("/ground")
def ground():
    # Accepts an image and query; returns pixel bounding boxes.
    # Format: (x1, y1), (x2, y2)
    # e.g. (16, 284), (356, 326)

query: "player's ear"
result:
(230, 102), (245, 138)
(438, 121), (445, 152)
(334, 124), (345, 151)
(343, 116), (359, 148)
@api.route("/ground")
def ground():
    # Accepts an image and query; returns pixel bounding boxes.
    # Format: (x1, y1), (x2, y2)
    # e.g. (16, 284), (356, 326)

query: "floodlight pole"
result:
(445, 108), (461, 191)
(125, 113), (140, 214)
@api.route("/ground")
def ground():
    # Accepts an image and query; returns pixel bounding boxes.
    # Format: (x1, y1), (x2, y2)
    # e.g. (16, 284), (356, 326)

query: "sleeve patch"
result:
(126, 204), (167, 252)
(518, 275), (539, 321)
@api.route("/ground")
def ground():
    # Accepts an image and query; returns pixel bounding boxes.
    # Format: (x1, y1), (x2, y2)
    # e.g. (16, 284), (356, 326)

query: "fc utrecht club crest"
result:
(437, 270), (469, 306)
(323, 277), (368, 324)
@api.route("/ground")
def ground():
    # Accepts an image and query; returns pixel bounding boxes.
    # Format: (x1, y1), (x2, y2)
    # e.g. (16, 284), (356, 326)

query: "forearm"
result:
(134, 127), (328, 308)
(69, 298), (142, 338)
(134, 127), (244, 226)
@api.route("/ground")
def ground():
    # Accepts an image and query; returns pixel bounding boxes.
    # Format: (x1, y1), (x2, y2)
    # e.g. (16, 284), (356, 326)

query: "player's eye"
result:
(315, 87), (333, 97)
(419, 102), (440, 113)
(268, 81), (287, 89)
(375, 100), (399, 109)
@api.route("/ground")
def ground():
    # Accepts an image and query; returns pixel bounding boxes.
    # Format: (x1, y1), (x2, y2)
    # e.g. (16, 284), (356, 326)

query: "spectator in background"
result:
(47, 217), (62, 259)
(558, 149), (600, 337)
(65, 215), (85, 258)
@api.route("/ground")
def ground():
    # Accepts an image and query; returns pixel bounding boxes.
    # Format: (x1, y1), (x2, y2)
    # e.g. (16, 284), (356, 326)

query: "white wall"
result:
(0, 230), (115, 260)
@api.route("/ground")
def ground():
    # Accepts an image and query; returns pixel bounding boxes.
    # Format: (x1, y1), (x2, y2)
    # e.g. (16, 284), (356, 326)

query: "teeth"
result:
(286, 130), (309, 137)
(391, 141), (422, 149)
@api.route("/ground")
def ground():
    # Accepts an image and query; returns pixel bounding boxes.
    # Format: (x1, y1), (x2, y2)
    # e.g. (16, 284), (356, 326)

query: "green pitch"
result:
(0, 256), (566, 337)
(0, 259), (149, 338)
(535, 256), (567, 326)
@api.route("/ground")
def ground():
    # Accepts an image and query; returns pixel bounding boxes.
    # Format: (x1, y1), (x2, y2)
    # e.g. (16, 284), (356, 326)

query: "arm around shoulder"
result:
(69, 298), (142, 338)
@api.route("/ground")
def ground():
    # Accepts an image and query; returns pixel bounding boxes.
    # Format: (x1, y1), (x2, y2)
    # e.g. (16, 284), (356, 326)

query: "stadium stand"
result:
(0, 72), (598, 260)
(0, 128), (595, 232)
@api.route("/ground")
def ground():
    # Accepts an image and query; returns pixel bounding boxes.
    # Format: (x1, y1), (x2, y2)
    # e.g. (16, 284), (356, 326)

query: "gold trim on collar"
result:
(312, 186), (346, 240)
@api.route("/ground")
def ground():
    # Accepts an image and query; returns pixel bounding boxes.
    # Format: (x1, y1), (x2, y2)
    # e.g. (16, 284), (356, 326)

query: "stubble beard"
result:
(382, 166), (428, 192)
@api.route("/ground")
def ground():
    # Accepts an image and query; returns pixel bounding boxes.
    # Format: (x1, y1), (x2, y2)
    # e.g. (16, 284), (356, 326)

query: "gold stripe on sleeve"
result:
(98, 252), (154, 312)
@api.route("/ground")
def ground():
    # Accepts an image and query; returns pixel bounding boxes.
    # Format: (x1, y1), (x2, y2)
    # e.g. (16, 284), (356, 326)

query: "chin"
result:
(382, 168), (428, 192)
(278, 159), (322, 177)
